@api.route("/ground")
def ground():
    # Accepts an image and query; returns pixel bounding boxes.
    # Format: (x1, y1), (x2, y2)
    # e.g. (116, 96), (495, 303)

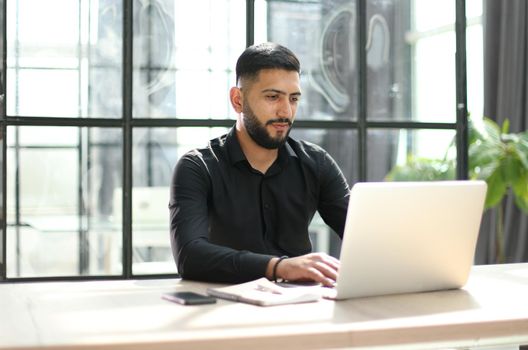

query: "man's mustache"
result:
(266, 118), (292, 126)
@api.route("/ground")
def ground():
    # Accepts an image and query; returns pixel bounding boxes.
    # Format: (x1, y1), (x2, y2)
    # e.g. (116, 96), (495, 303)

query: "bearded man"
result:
(170, 43), (350, 286)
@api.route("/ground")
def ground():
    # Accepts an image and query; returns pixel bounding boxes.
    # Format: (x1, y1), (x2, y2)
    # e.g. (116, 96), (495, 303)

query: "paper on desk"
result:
(206, 278), (322, 306)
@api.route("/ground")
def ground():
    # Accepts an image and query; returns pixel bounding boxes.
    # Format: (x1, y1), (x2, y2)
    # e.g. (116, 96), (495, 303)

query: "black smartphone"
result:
(162, 291), (217, 305)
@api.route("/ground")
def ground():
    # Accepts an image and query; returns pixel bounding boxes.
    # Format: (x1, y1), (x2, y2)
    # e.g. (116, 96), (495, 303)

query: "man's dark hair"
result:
(235, 42), (301, 85)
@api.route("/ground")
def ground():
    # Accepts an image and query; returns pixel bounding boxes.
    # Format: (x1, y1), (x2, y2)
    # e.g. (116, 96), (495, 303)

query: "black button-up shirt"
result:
(169, 127), (350, 283)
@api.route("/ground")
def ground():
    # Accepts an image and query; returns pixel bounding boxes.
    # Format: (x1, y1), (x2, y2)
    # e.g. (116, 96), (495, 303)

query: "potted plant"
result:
(386, 117), (528, 262)
(467, 117), (528, 262)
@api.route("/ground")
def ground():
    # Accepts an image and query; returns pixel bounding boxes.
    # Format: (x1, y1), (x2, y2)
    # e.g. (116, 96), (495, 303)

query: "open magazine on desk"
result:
(206, 278), (324, 306)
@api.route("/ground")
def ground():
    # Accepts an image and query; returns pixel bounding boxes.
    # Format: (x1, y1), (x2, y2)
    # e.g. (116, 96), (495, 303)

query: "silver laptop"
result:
(329, 180), (487, 299)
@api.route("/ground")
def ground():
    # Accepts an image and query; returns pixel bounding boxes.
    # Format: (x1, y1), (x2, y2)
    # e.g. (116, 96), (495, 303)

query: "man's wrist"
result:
(272, 256), (288, 282)
(265, 258), (279, 280)
(265, 256), (289, 281)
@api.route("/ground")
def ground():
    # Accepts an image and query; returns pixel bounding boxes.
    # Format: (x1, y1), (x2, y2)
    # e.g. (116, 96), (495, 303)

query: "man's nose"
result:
(277, 99), (293, 118)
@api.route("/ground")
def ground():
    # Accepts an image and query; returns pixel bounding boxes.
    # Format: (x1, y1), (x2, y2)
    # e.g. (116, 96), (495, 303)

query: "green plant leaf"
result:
(484, 169), (508, 209)
(500, 156), (521, 185)
(482, 117), (502, 144)
(515, 132), (528, 169)
(511, 168), (528, 213)
(501, 118), (510, 134)
(519, 130), (528, 143)
(468, 119), (504, 170)
(468, 117), (485, 145)
(469, 141), (502, 170)
(470, 160), (500, 180)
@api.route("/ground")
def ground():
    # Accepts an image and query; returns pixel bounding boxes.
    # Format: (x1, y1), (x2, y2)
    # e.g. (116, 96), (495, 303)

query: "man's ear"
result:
(230, 87), (243, 113)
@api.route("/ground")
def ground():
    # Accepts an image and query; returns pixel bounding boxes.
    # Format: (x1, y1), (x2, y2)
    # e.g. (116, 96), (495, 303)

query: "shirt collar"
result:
(226, 126), (247, 165)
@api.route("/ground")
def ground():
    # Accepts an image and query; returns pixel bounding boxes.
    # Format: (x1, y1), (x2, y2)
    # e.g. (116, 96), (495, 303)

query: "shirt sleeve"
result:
(169, 151), (274, 283)
(317, 151), (351, 238)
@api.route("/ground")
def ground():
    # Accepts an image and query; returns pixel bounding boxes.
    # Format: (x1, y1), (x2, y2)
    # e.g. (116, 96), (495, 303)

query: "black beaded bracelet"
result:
(272, 256), (288, 282)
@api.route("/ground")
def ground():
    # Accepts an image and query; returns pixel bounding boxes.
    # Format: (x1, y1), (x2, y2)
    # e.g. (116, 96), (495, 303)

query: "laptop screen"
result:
(334, 180), (487, 299)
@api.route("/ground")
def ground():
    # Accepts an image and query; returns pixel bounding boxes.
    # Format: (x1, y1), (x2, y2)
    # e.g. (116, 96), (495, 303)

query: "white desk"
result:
(1, 264), (528, 350)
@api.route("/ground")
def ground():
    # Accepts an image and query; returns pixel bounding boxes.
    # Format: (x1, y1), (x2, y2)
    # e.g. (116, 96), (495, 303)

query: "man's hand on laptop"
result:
(266, 253), (339, 287)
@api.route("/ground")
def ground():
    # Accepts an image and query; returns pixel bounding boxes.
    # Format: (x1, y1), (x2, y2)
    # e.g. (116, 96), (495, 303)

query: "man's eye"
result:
(266, 95), (278, 100)
(291, 96), (300, 103)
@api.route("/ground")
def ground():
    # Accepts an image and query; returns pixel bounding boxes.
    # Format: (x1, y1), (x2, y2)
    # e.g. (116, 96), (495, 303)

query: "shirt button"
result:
(264, 204), (270, 210)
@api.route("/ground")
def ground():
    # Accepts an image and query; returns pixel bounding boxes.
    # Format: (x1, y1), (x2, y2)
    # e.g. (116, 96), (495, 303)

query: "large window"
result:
(0, 0), (481, 280)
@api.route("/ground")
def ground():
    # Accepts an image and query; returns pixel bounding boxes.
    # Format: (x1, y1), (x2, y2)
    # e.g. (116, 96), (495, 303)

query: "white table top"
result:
(1, 263), (528, 350)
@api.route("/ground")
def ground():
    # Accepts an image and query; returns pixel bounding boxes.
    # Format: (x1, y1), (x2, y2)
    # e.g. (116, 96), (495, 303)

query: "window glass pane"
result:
(368, 129), (457, 182)
(466, 0), (482, 18)
(414, 0), (455, 32)
(15, 0), (79, 69)
(413, 32), (456, 122)
(265, 0), (358, 121)
(409, 0), (457, 122)
(254, 0), (268, 44)
(132, 127), (228, 274)
(86, 1), (124, 119)
(466, 3), (483, 119)
(174, 71), (221, 118)
(7, 126), (78, 147)
(366, 0), (407, 121)
(13, 69), (79, 118)
(133, 0), (245, 119)
(7, 0), (123, 118)
(6, 126), (122, 277)
(365, 0), (466, 122)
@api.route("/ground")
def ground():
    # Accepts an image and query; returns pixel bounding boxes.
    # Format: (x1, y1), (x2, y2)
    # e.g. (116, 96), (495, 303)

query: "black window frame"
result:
(0, 0), (468, 282)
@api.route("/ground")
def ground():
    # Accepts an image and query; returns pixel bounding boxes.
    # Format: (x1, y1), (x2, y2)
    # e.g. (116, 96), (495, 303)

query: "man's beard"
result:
(242, 102), (292, 150)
